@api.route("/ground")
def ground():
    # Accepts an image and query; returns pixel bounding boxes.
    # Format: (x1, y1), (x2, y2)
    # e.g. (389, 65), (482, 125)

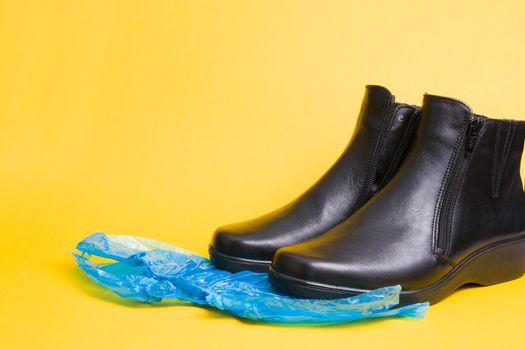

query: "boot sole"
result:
(209, 245), (271, 272)
(269, 235), (525, 304)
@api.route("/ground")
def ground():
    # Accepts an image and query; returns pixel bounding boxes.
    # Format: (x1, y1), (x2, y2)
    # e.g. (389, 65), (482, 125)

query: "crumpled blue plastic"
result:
(72, 232), (428, 324)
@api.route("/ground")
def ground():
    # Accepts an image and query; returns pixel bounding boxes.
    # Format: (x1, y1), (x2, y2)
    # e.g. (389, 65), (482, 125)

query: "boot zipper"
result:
(465, 118), (482, 156)
(359, 97), (397, 201)
(435, 116), (484, 255)
(376, 107), (419, 189)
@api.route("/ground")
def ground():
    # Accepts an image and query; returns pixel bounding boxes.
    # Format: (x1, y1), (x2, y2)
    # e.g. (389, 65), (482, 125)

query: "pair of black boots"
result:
(209, 86), (525, 304)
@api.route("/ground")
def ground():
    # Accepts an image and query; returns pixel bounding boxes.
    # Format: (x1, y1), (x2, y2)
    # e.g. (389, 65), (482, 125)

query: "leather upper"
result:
(211, 85), (419, 261)
(448, 119), (525, 262)
(272, 94), (525, 291)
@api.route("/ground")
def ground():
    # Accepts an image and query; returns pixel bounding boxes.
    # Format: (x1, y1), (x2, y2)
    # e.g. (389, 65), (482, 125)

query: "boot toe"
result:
(210, 223), (274, 261)
(271, 242), (401, 292)
(271, 245), (341, 283)
(211, 225), (248, 256)
(271, 239), (449, 295)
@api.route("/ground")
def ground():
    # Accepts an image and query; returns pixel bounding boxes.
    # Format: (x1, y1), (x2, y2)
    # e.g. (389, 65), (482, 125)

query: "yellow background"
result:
(1, 0), (525, 349)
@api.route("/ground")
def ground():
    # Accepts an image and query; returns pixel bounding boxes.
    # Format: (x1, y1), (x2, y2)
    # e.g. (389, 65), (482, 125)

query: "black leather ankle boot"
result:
(209, 86), (420, 272)
(269, 94), (525, 304)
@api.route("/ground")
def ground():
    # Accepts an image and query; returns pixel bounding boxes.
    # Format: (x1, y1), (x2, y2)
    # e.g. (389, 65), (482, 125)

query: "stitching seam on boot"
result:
(492, 121), (516, 198)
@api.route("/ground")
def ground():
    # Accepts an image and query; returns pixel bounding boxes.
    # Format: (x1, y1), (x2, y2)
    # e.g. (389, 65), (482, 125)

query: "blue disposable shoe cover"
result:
(72, 232), (429, 324)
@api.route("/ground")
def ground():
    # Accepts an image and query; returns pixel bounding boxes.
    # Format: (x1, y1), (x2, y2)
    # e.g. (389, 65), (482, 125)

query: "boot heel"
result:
(466, 237), (525, 286)
(399, 237), (525, 305)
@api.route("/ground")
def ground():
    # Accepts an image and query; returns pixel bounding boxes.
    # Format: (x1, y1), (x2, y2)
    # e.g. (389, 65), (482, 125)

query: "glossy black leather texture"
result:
(447, 118), (525, 262)
(210, 85), (420, 272)
(270, 94), (525, 304)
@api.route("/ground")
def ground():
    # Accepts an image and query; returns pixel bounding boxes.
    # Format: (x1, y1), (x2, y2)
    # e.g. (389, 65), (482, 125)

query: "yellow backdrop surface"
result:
(1, 1), (525, 349)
